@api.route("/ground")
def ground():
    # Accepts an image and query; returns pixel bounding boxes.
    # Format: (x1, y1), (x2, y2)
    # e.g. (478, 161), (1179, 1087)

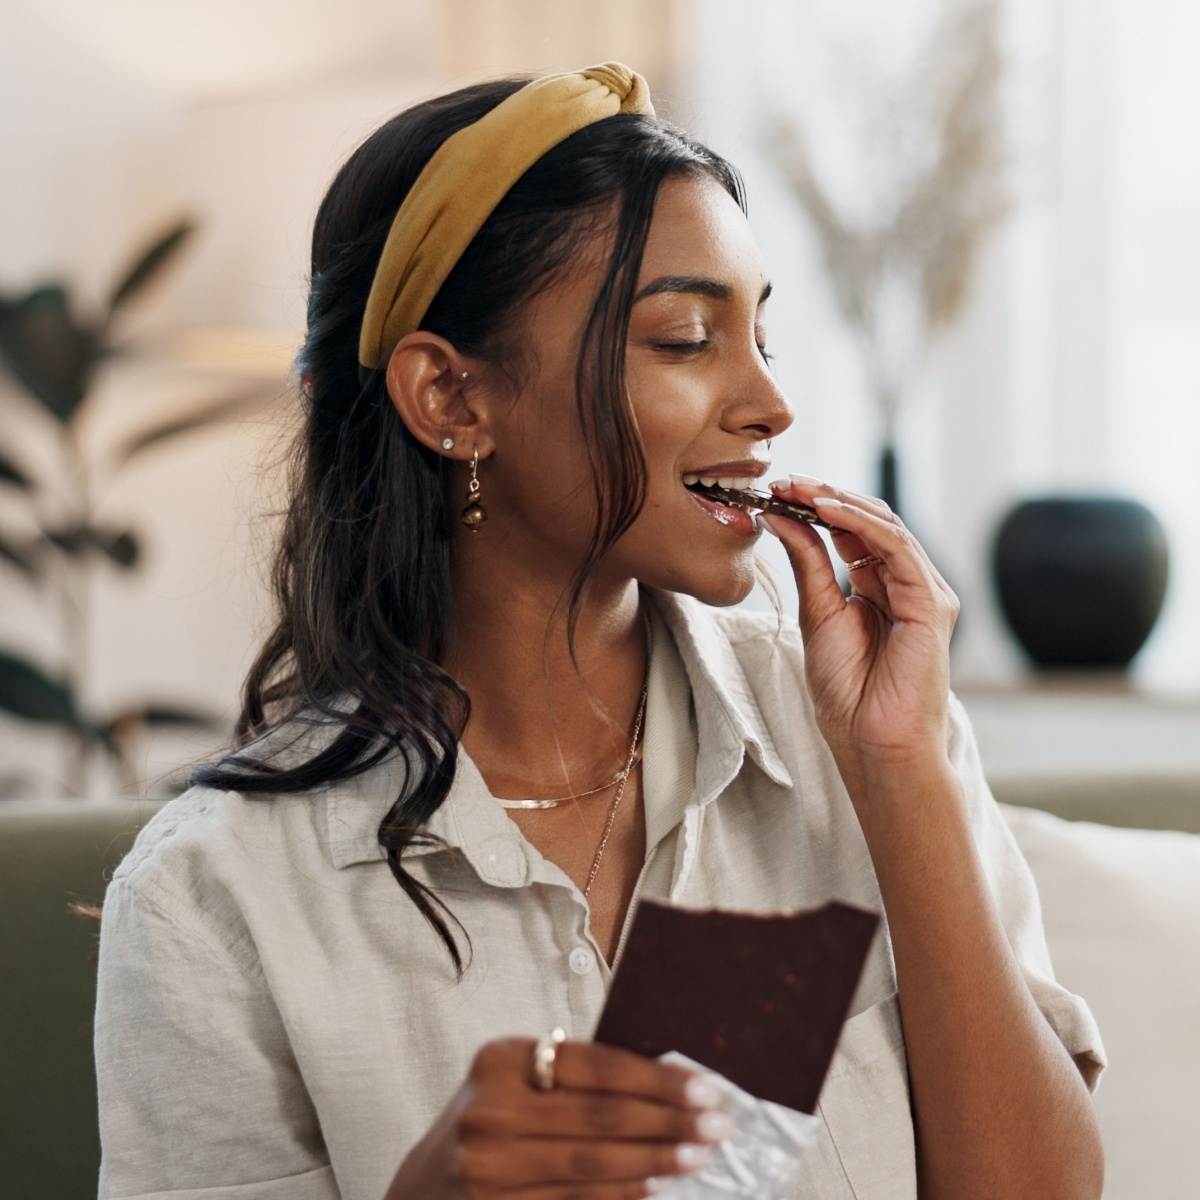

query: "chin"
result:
(645, 549), (760, 608)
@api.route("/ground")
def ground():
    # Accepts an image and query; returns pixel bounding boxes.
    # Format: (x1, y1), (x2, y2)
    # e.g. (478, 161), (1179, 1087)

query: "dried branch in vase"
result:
(767, 0), (1010, 443)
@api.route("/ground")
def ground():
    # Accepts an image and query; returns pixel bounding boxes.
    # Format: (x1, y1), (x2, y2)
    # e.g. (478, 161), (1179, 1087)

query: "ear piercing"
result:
(440, 374), (468, 451)
(461, 446), (487, 530)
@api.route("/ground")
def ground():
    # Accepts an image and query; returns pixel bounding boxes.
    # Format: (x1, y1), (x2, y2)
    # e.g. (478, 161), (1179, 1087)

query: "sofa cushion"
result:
(1002, 803), (1200, 1200)
(0, 800), (161, 1200)
(991, 773), (1200, 834)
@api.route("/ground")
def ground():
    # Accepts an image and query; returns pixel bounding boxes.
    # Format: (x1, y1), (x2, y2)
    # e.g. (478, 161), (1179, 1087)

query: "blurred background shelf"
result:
(962, 679), (1200, 831)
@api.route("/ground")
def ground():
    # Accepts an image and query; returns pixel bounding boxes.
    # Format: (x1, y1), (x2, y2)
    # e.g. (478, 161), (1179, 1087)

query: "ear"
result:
(384, 332), (496, 460)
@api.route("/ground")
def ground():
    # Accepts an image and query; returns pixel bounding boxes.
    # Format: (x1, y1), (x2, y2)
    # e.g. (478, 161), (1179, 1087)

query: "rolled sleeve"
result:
(105, 1166), (339, 1200)
(95, 878), (338, 1199)
(947, 694), (1107, 1091)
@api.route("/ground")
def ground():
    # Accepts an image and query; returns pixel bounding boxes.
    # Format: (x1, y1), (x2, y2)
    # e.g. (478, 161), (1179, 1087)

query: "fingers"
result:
(805, 477), (953, 593)
(813, 496), (957, 614)
(458, 1135), (712, 1191)
(554, 1040), (707, 1105)
(457, 1039), (728, 1194)
(768, 476), (958, 623)
(478, 1037), (720, 1110)
(761, 510), (846, 634)
(459, 1079), (729, 1145)
(481, 1184), (656, 1200)
(525, 1091), (730, 1144)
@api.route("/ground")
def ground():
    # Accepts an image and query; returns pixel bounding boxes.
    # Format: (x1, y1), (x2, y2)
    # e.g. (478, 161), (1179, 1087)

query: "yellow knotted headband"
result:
(357, 62), (655, 369)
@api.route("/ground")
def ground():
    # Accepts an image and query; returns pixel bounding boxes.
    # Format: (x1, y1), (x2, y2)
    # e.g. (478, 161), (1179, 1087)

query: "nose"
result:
(721, 353), (794, 442)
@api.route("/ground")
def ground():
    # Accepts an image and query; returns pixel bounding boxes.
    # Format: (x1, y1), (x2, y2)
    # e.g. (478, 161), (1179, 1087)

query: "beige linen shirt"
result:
(95, 592), (1105, 1200)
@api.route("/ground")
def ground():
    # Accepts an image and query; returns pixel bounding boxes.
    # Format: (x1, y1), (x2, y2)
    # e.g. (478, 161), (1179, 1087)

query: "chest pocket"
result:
(791, 994), (917, 1199)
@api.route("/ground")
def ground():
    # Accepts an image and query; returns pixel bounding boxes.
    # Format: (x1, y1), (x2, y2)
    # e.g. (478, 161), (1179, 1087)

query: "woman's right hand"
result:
(384, 1035), (732, 1199)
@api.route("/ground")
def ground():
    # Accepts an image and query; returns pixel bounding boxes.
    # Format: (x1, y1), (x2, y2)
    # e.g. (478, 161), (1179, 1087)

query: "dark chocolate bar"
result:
(594, 900), (879, 1114)
(686, 483), (837, 530)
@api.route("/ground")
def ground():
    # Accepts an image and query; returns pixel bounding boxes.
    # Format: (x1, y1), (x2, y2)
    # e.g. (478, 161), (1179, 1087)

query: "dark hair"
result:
(193, 77), (745, 970)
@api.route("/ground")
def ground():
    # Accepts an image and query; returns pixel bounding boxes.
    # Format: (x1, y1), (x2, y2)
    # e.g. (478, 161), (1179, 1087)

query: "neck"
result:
(445, 559), (649, 798)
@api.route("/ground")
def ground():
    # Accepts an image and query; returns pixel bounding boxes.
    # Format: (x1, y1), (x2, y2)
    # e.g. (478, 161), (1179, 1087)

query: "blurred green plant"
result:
(0, 220), (268, 797)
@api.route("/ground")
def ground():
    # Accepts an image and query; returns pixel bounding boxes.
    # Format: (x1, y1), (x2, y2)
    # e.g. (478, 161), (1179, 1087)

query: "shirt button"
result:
(568, 946), (597, 975)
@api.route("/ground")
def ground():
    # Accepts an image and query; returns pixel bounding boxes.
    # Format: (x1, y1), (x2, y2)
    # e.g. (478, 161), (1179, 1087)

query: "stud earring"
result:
(441, 436), (455, 450)
(461, 446), (487, 530)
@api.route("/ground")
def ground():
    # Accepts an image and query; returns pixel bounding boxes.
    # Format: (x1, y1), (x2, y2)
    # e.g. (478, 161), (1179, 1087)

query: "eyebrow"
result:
(634, 275), (773, 305)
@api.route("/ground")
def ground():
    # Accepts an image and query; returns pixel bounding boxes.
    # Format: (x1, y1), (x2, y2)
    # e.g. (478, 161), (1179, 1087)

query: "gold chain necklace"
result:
(490, 744), (644, 811)
(483, 612), (652, 895)
(584, 624), (651, 898)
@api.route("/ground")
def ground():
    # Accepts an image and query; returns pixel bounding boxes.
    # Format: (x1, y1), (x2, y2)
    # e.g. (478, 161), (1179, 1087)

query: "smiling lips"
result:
(682, 475), (833, 530)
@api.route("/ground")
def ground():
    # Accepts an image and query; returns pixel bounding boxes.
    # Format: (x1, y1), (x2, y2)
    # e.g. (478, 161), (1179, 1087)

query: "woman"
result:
(95, 65), (1105, 1200)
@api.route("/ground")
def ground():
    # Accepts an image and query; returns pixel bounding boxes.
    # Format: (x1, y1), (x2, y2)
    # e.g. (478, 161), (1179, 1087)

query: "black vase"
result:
(992, 496), (1169, 669)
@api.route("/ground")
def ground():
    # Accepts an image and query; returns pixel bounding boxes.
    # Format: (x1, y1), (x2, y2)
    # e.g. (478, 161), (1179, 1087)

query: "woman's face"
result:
(481, 171), (793, 606)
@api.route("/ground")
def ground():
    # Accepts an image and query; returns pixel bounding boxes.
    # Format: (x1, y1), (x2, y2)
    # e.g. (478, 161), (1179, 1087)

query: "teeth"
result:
(686, 474), (761, 493)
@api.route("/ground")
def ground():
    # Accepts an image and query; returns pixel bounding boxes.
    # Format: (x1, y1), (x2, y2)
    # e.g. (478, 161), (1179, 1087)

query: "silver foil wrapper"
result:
(649, 1052), (820, 1198)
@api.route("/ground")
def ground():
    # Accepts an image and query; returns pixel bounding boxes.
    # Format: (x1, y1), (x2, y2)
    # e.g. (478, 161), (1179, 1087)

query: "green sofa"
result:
(0, 800), (162, 1200)
(2, 785), (1198, 1200)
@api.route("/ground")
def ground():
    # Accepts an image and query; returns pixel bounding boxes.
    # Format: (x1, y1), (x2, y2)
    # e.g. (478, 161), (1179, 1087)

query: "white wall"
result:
(0, 2), (689, 796)
(3, 0), (1198, 795)
(0, 7), (181, 301)
(0, 55), (451, 794)
(0, 14), (438, 792)
(684, 0), (1200, 691)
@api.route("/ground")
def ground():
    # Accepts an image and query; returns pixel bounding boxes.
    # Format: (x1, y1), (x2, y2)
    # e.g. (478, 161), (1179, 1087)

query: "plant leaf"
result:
(0, 286), (100, 420)
(97, 703), (222, 753)
(0, 451), (34, 491)
(106, 220), (196, 318)
(114, 385), (274, 464)
(147, 704), (222, 726)
(0, 533), (40, 579)
(109, 703), (222, 728)
(0, 650), (82, 729)
(39, 524), (141, 568)
(42, 525), (89, 556)
(98, 529), (140, 568)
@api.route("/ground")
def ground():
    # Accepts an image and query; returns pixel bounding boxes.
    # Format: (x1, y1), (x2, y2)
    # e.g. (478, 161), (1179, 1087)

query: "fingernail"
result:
(645, 1180), (665, 1195)
(696, 1110), (736, 1142)
(789, 473), (825, 487)
(811, 496), (844, 508)
(685, 1076), (724, 1107)
(768, 478), (791, 492)
(676, 1143), (713, 1170)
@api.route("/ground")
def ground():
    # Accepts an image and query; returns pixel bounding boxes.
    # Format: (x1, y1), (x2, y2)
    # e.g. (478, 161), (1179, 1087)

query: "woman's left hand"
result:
(763, 475), (960, 793)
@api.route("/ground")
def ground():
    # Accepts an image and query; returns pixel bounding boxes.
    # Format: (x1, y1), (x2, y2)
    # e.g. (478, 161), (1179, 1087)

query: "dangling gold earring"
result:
(461, 446), (487, 530)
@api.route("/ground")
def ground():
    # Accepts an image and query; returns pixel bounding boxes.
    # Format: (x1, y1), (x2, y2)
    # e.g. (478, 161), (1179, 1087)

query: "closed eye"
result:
(652, 340), (710, 354)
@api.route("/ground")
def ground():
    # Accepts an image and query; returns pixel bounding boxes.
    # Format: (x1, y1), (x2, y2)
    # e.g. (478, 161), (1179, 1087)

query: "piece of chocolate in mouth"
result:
(685, 482), (836, 530)
(594, 900), (879, 1114)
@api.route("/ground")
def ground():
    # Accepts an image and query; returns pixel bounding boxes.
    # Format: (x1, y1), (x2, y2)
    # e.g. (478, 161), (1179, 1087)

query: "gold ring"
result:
(533, 1028), (566, 1091)
(846, 554), (883, 572)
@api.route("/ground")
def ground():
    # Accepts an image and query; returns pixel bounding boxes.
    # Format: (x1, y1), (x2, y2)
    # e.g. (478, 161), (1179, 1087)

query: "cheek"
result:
(636, 411), (708, 510)
(633, 384), (711, 460)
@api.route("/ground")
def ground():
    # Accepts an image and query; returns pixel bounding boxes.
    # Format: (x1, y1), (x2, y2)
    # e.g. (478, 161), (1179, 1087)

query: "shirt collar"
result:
(324, 745), (530, 883)
(649, 590), (792, 798)
(324, 591), (792, 871)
